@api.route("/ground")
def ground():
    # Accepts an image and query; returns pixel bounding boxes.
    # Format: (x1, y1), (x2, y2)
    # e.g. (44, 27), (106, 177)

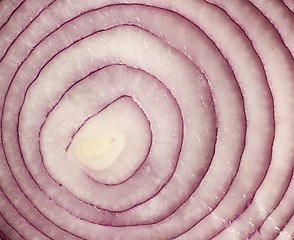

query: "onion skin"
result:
(0, 0), (293, 240)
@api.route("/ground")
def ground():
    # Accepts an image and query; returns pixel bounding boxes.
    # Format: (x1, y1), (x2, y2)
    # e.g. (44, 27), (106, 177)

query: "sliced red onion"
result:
(0, 0), (293, 239)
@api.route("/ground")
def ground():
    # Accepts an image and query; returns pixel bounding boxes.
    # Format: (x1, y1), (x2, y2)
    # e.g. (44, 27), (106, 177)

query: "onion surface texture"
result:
(0, 0), (293, 239)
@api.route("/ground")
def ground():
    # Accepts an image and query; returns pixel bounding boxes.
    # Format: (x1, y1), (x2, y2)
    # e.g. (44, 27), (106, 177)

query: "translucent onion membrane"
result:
(0, 0), (293, 239)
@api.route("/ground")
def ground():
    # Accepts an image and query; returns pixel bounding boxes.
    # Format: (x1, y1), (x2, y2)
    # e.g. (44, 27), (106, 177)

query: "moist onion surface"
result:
(0, 0), (293, 239)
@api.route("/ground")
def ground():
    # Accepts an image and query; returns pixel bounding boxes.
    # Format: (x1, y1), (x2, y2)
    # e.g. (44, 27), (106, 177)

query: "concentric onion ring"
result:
(0, 0), (293, 239)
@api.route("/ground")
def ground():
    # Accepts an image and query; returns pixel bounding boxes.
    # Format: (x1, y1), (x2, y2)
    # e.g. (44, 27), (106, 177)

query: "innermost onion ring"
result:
(65, 96), (152, 185)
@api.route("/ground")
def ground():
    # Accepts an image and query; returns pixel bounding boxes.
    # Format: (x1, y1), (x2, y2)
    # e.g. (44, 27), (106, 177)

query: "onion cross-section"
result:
(0, 1), (293, 240)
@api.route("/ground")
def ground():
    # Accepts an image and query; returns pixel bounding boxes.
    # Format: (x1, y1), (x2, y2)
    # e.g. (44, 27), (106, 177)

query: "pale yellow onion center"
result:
(68, 129), (125, 171)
